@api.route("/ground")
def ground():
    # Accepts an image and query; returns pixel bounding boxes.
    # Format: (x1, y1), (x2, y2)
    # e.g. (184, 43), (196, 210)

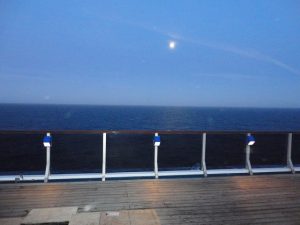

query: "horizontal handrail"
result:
(0, 130), (300, 134)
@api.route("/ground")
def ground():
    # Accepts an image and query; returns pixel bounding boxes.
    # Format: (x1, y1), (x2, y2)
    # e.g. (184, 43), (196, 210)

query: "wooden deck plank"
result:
(0, 174), (300, 224)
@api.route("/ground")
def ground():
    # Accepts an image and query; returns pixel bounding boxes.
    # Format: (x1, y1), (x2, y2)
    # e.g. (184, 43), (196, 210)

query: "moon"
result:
(169, 41), (176, 49)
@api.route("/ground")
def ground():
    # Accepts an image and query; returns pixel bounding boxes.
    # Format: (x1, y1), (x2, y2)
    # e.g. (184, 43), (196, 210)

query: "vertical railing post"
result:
(154, 133), (159, 179)
(201, 133), (207, 177)
(287, 133), (295, 174)
(44, 146), (51, 183)
(43, 132), (51, 183)
(102, 132), (107, 181)
(245, 133), (253, 175)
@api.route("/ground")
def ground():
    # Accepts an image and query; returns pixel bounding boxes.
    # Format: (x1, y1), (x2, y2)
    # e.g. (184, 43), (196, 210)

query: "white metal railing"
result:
(287, 133), (295, 173)
(201, 133), (207, 177)
(154, 132), (159, 179)
(102, 132), (107, 181)
(0, 132), (298, 182)
(245, 133), (253, 175)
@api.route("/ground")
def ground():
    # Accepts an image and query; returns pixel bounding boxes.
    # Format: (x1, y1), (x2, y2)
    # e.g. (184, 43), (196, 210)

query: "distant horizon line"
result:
(0, 102), (300, 110)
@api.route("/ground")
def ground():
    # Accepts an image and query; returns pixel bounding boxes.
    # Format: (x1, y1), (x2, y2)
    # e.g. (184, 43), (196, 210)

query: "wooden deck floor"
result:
(0, 174), (300, 224)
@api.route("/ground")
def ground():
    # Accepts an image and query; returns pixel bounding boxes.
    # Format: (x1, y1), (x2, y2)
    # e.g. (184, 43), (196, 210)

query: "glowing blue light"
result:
(247, 134), (255, 146)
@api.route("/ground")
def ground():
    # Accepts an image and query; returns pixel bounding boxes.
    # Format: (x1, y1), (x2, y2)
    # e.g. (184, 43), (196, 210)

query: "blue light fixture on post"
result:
(43, 134), (52, 147)
(247, 134), (255, 146)
(154, 135), (161, 147)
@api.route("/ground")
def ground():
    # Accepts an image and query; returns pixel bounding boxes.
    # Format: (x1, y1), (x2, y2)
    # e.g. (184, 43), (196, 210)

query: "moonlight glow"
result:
(169, 41), (176, 49)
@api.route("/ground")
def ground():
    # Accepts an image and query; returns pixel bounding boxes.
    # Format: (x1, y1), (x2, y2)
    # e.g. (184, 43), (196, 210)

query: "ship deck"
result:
(0, 174), (300, 225)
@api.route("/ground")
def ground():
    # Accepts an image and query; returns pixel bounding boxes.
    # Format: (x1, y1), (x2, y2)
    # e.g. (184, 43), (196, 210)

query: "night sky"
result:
(1, 0), (300, 107)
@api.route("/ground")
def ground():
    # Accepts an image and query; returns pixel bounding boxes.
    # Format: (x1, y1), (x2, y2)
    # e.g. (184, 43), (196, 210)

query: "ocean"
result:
(1, 104), (300, 131)
(0, 104), (299, 174)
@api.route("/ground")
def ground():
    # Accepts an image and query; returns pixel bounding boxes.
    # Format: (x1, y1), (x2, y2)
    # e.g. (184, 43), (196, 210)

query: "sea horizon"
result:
(1, 102), (300, 110)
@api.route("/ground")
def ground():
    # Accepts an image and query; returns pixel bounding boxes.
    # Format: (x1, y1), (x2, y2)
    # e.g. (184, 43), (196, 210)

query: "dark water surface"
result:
(1, 104), (300, 131)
